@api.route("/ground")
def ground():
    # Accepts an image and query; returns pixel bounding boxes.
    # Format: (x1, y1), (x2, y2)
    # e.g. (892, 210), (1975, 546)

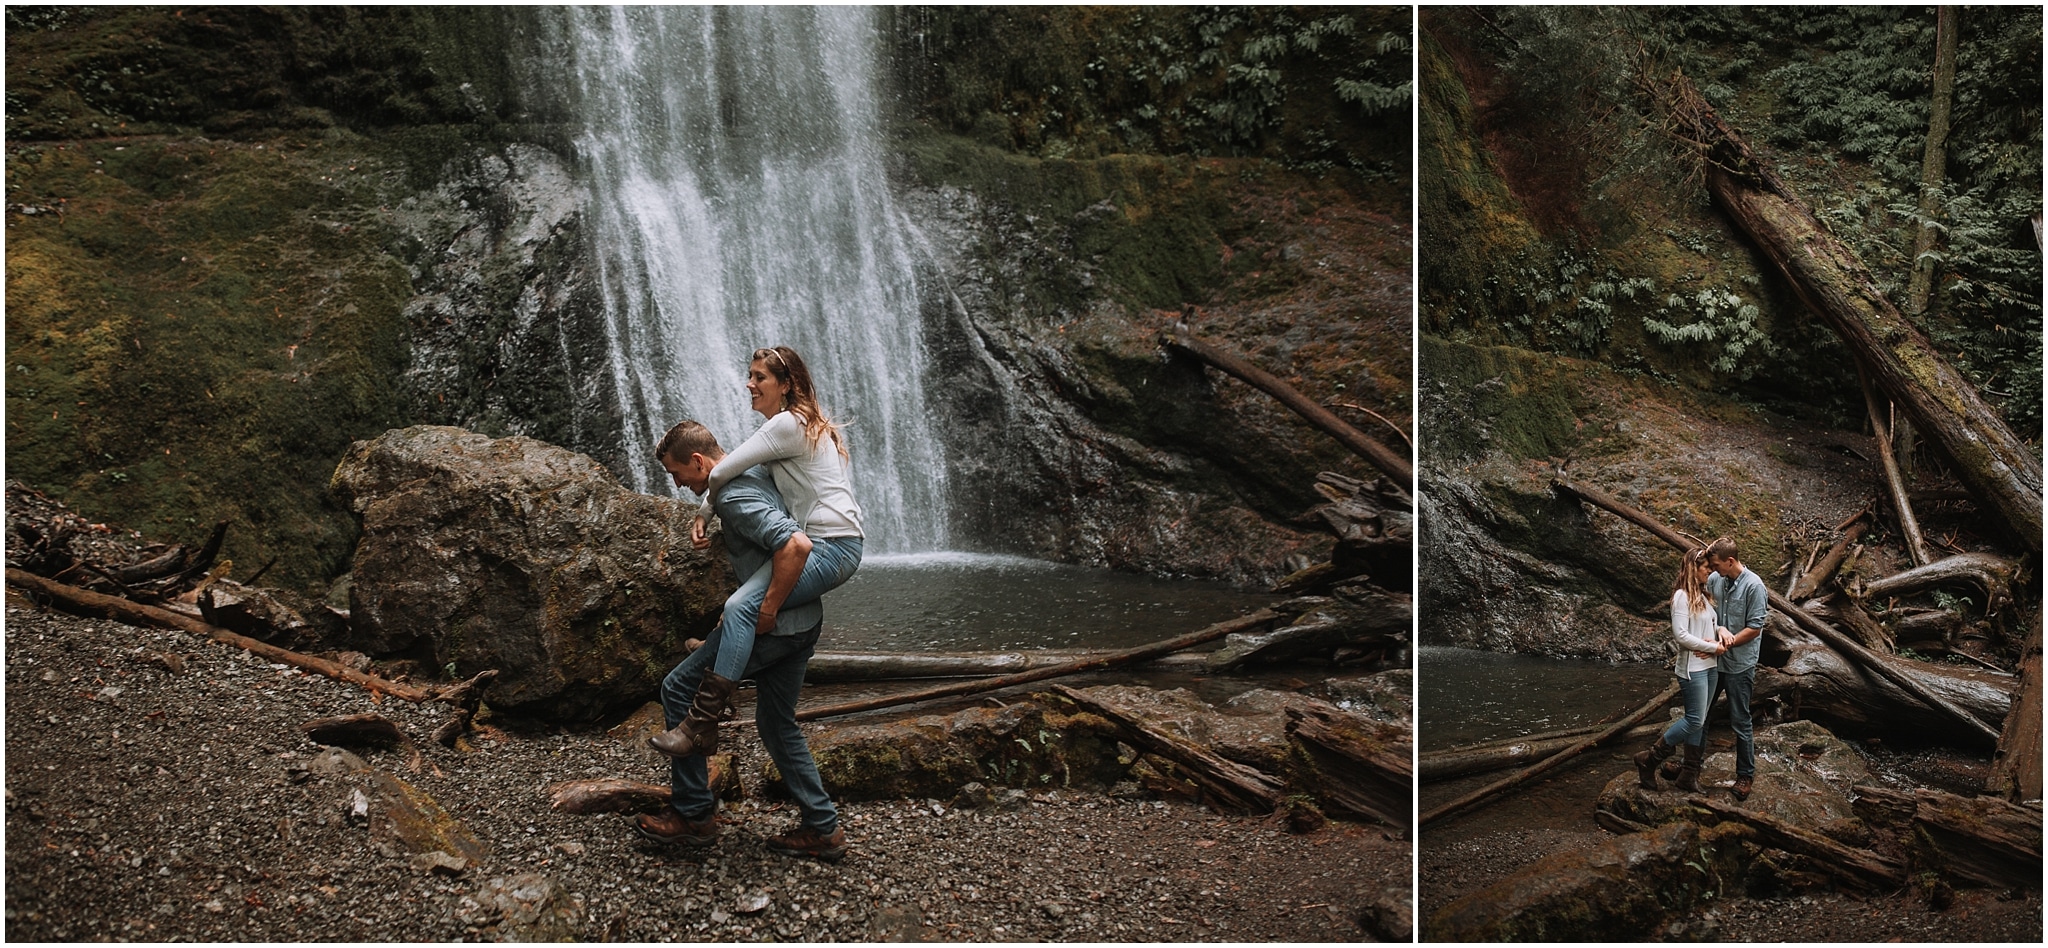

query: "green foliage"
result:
(890, 6), (1409, 181)
(1641, 287), (1777, 379)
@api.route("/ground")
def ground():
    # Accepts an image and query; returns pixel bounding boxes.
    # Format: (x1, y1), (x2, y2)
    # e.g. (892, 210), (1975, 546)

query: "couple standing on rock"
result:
(636, 345), (866, 863)
(1633, 537), (1769, 801)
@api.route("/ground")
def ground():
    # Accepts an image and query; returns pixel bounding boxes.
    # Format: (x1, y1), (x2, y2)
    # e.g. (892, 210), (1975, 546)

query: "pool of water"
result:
(819, 552), (1283, 653)
(1417, 646), (1673, 751)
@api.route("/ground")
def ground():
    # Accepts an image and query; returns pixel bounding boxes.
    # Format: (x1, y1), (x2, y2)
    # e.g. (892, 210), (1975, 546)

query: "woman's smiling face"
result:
(747, 358), (789, 418)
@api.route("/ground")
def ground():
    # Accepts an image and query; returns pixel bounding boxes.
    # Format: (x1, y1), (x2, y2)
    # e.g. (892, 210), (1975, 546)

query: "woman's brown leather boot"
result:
(1632, 737), (1676, 790)
(649, 673), (736, 759)
(1673, 741), (1704, 792)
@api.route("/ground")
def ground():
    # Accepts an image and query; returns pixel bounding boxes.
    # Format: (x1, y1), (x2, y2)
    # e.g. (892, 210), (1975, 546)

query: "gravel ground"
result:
(4, 596), (1407, 942)
(1420, 749), (2041, 942)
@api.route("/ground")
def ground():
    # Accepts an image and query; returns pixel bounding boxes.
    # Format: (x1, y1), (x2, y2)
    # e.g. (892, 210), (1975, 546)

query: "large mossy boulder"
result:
(787, 701), (1127, 802)
(1596, 720), (1872, 834)
(329, 425), (729, 721)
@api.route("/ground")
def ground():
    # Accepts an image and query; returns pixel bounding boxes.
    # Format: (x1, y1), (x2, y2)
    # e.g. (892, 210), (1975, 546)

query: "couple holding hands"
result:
(1634, 538), (1769, 801)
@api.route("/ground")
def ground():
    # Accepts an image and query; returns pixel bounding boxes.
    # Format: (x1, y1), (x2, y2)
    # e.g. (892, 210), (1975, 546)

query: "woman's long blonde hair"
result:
(753, 346), (847, 460)
(1673, 547), (1715, 613)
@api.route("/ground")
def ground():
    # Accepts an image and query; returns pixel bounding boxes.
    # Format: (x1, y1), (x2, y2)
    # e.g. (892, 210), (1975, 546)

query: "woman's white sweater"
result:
(706, 410), (864, 539)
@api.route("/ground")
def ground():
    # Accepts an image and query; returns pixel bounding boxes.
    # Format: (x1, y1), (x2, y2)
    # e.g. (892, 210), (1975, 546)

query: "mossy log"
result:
(1051, 684), (1283, 814)
(1284, 703), (1412, 834)
(1686, 796), (1904, 891)
(1657, 72), (2042, 545)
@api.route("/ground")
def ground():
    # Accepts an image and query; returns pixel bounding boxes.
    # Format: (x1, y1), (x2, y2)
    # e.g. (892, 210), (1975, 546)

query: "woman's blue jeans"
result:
(711, 536), (862, 682)
(1659, 666), (1719, 748)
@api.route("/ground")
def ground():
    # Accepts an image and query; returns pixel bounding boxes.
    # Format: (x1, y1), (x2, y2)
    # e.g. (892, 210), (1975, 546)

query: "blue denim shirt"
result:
(711, 465), (820, 637)
(1709, 566), (1769, 675)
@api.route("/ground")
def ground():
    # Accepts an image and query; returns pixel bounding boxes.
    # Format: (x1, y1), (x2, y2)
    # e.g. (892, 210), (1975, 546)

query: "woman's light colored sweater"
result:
(706, 410), (864, 539)
(1671, 589), (1720, 678)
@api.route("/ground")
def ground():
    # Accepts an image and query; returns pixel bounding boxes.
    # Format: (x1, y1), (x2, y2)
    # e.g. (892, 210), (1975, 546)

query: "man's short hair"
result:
(1707, 537), (1739, 562)
(656, 420), (721, 463)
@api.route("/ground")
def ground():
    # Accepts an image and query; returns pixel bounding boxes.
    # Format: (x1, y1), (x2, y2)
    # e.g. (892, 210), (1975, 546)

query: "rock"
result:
(360, 769), (490, 865)
(735, 890), (771, 915)
(1357, 884), (1412, 941)
(951, 781), (992, 810)
(1281, 796), (1327, 834)
(1596, 720), (1870, 835)
(464, 873), (584, 942)
(779, 700), (1125, 802)
(870, 903), (925, 941)
(408, 851), (469, 876)
(344, 789), (370, 823)
(1426, 821), (1750, 942)
(308, 747), (369, 776)
(1319, 668), (1412, 723)
(330, 425), (733, 721)
(199, 579), (338, 649)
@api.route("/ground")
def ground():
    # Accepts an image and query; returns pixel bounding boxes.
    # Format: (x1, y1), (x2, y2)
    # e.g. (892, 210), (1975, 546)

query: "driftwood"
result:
(1655, 70), (2043, 544)
(1859, 551), (2018, 607)
(1755, 616), (2011, 741)
(548, 761), (741, 815)
(1687, 796), (1904, 891)
(1420, 722), (1667, 782)
(1052, 684), (1284, 814)
(1986, 619), (2043, 801)
(1162, 323), (1411, 487)
(1284, 703), (1412, 833)
(7, 567), (439, 703)
(1855, 785), (2041, 888)
(302, 713), (407, 748)
(1808, 597), (1895, 654)
(1551, 478), (2004, 745)
(802, 649), (1205, 683)
(795, 608), (1280, 722)
(1863, 370), (1932, 567)
(1207, 587), (1409, 671)
(1788, 517), (1867, 601)
(431, 670), (499, 746)
(1420, 681), (1681, 828)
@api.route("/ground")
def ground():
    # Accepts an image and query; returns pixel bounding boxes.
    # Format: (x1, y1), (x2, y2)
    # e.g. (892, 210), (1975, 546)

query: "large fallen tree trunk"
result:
(1420, 722), (1668, 782)
(1654, 70), (2042, 544)
(1552, 478), (2004, 745)
(1053, 684), (1284, 814)
(1986, 620), (2042, 801)
(1285, 704), (1412, 834)
(1854, 784), (2041, 888)
(1420, 681), (1680, 828)
(1755, 615), (2011, 742)
(1163, 323), (1412, 487)
(7, 567), (440, 703)
(1687, 796), (1904, 891)
(795, 608), (1279, 721)
(1859, 551), (2019, 606)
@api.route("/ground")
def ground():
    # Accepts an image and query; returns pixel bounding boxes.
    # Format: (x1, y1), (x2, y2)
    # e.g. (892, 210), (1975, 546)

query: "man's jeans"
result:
(1659, 667), (1718, 749)
(660, 622), (837, 834)
(1710, 665), (1756, 778)
(711, 536), (862, 682)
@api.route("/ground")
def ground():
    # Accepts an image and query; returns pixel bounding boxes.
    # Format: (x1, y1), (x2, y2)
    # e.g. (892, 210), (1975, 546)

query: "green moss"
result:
(1420, 335), (1590, 462)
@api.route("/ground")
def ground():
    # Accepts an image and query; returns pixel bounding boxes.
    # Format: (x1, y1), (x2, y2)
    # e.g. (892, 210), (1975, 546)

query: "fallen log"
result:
(1052, 684), (1284, 814)
(1163, 323), (1411, 487)
(795, 608), (1280, 721)
(1420, 680), (1680, 828)
(1654, 70), (2042, 544)
(1285, 703), (1412, 833)
(1986, 619), (2042, 801)
(1207, 587), (1410, 671)
(801, 649), (1207, 683)
(547, 760), (740, 815)
(1420, 722), (1668, 782)
(302, 713), (408, 748)
(7, 567), (438, 703)
(1863, 370), (1932, 567)
(1687, 795), (1904, 891)
(1859, 551), (2018, 606)
(1788, 517), (1867, 601)
(1552, 478), (2003, 745)
(1854, 784), (2041, 888)
(1754, 617), (2011, 741)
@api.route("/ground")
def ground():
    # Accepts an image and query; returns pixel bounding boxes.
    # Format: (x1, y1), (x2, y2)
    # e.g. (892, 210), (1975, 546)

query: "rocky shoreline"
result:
(4, 597), (1409, 942)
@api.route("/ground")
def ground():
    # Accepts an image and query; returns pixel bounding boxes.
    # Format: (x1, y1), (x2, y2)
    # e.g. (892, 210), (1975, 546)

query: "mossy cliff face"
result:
(1419, 336), (1866, 661)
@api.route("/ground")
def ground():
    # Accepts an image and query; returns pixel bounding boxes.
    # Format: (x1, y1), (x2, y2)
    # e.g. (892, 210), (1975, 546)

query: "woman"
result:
(1632, 547), (1726, 791)
(651, 345), (866, 759)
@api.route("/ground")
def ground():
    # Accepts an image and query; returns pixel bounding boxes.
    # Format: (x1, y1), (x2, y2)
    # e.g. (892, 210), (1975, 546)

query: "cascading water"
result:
(531, 6), (947, 552)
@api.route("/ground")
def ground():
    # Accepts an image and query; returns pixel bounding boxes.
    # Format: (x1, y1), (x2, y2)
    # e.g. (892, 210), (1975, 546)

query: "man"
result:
(1705, 536), (1768, 802)
(633, 420), (846, 862)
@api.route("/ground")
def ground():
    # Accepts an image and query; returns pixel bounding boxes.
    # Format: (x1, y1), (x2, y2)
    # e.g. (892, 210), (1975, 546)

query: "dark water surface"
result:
(1417, 646), (1672, 751)
(822, 553), (1282, 652)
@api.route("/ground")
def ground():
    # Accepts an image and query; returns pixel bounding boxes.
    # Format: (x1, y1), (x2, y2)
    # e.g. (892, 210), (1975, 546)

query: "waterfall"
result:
(532, 6), (947, 552)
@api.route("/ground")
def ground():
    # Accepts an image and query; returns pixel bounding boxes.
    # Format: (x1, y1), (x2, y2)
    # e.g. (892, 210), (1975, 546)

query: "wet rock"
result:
(1426, 821), (1750, 942)
(199, 579), (338, 649)
(330, 426), (733, 721)
(1319, 668), (1412, 723)
(1358, 883), (1413, 941)
(784, 700), (1124, 802)
(1596, 720), (1870, 834)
